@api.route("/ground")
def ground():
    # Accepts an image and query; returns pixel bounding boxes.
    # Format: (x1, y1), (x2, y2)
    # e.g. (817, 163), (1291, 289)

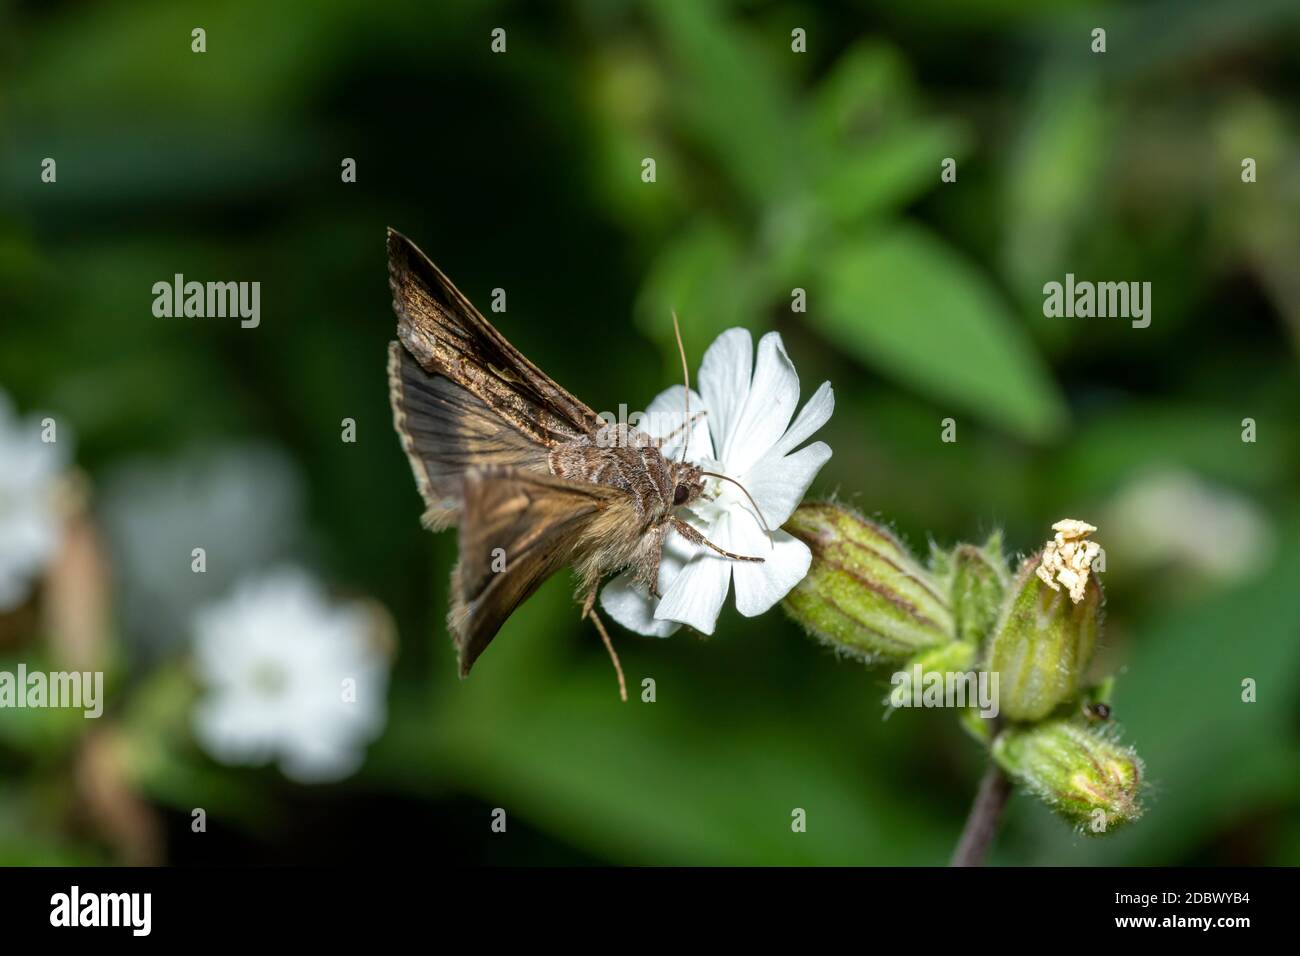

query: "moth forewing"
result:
(386, 228), (600, 448)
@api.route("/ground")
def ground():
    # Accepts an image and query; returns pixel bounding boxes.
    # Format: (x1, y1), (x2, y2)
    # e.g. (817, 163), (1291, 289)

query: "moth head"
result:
(669, 461), (706, 508)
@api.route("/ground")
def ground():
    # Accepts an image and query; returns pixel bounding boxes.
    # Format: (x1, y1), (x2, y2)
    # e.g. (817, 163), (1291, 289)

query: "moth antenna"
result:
(700, 471), (775, 544)
(672, 310), (690, 463)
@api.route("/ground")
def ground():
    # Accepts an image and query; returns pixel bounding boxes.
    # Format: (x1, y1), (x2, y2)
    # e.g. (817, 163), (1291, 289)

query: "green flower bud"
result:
(949, 536), (1008, 645)
(887, 640), (976, 710)
(985, 553), (1102, 721)
(784, 503), (953, 662)
(992, 719), (1143, 832)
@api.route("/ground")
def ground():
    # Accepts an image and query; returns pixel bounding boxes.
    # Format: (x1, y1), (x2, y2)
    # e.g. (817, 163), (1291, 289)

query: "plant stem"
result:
(950, 763), (1012, 867)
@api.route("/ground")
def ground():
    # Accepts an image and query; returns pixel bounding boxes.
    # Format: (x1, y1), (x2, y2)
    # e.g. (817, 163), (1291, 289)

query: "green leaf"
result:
(810, 119), (965, 227)
(1053, 404), (1289, 498)
(804, 42), (965, 226)
(805, 41), (918, 146)
(1000, 74), (1110, 305)
(370, 577), (953, 865)
(815, 224), (1068, 440)
(649, 0), (797, 207)
(635, 218), (761, 357)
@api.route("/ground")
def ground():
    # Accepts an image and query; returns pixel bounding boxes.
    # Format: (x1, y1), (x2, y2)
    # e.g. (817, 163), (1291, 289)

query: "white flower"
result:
(0, 390), (69, 612)
(192, 568), (390, 784)
(601, 329), (833, 636)
(1102, 469), (1273, 583)
(100, 444), (305, 657)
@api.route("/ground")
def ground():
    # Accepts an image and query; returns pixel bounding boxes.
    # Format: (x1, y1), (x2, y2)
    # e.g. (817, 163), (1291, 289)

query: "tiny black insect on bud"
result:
(1083, 701), (1112, 721)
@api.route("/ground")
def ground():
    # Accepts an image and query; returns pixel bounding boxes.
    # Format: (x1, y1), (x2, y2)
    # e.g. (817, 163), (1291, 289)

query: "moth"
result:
(385, 229), (765, 697)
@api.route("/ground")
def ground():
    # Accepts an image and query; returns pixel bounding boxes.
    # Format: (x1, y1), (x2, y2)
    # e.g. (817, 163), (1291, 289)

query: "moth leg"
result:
(654, 410), (707, 449)
(669, 516), (765, 563)
(581, 584), (628, 703)
(633, 524), (667, 599)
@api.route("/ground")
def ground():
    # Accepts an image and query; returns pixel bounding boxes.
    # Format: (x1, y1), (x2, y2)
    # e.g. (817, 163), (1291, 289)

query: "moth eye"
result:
(673, 483), (690, 505)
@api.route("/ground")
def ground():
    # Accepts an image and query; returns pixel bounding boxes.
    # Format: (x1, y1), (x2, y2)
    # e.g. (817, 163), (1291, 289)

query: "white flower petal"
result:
(279, 734), (365, 784)
(721, 332), (800, 475)
(744, 441), (833, 528)
(192, 696), (278, 766)
(601, 528), (696, 637)
(770, 381), (834, 459)
(641, 385), (712, 461)
(698, 328), (753, 462)
(653, 519), (733, 635)
(0, 391), (70, 612)
(600, 571), (680, 638)
(729, 520), (813, 617)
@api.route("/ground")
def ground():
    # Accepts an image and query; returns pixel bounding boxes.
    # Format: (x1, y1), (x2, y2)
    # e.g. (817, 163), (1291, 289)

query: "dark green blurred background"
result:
(2, 0), (1299, 865)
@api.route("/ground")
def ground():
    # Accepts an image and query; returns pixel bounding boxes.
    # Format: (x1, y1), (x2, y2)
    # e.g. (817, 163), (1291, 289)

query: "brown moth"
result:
(385, 229), (763, 697)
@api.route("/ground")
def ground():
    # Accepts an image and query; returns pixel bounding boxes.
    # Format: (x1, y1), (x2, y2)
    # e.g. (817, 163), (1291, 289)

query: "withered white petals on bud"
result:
(1051, 518), (1097, 539)
(1037, 517), (1102, 605)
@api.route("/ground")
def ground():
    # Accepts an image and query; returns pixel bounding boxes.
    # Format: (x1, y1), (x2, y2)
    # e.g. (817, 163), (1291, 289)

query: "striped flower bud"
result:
(985, 551), (1102, 722)
(949, 536), (1008, 646)
(887, 639), (977, 710)
(992, 719), (1143, 832)
(783, 503), (953, 662)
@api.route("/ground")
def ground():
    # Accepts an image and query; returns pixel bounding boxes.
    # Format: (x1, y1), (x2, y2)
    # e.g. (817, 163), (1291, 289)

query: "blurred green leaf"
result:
(649, 0), (798, 208)
(636, 217), (759, 353)
(815, 224), (1068, 440)
(372, 577), (958, 865)
(1053, 404), (1289, 498)
(1001, 74), (1111, 309)
(438, 685), (952, 865)
(810, 119), (965, 227)
(806, 41), (919, 146)
(0, 654), (92, 757)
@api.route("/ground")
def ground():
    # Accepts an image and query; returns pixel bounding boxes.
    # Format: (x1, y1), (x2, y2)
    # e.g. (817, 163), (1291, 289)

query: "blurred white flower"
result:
(0, 390), (70, 612)
(602, 329), (833, 636)
(1102, 469), (1273, 584)
(100, 444), (305, 657)
(192, 568), (390, 784)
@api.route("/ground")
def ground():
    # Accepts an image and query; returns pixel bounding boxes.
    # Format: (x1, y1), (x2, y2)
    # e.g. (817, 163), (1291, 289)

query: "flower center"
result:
(248, 660), (288, 697)
(692, 464), (759, 528)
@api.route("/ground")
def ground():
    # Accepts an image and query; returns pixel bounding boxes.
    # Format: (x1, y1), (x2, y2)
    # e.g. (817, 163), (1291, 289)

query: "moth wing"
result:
(387, 228), (602, 447)
(450, 467), (640, 676)
(388, 342), (552, 529)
